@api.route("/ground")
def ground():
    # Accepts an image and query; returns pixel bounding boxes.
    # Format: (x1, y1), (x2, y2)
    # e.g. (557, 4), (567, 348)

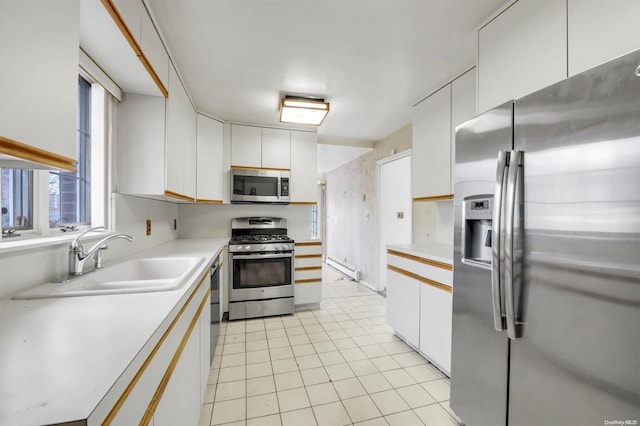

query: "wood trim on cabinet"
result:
(387, 249), (453, 271)
(295, 278), (322, 284)
(230, 165), (291, 172)
(294, 242), (322, 247)
(140, 287), (211, 425)
(289, 202), (317, 205)
(387, 264), (452, 293)
(412, 194), (454, 202)
(100, 0), (169, 98)
(195, 199), (223, 204)
(295, 266), (322, 271)
(164, 190), (195, 202)
(294, 254), (322, 259)
(0, 135), (78, 172)
(101, 271), (209, 425)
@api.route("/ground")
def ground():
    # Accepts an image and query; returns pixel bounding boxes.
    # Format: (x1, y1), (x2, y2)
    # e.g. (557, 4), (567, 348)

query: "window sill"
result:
(0, 230), (114, 255)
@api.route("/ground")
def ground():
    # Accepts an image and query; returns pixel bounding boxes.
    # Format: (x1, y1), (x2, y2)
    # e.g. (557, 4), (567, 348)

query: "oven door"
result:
(229, 252), (294, 301)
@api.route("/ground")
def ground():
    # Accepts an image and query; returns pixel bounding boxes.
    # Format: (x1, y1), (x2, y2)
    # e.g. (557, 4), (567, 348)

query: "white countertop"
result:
(386, 242), (453, 264)
(0, 238), (227, 426)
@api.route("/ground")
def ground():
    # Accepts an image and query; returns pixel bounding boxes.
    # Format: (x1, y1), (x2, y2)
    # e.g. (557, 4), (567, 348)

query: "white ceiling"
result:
(146, 0), (506, 142)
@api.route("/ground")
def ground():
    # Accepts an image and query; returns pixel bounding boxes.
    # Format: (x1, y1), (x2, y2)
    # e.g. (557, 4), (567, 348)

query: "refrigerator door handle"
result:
(504, 149), (522, 340)
(491, 150), (509, 331)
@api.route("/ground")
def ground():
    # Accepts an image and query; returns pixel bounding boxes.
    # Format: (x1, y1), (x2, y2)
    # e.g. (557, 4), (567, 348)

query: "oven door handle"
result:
(231, 252), (293, 260)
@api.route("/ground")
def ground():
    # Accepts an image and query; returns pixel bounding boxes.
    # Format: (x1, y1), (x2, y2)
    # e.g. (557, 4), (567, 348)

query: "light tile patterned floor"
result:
(199, 266), (462, 426)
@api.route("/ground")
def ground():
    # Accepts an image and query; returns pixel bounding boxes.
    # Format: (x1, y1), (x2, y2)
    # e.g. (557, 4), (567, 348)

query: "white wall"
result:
(325, 151), (377, 286)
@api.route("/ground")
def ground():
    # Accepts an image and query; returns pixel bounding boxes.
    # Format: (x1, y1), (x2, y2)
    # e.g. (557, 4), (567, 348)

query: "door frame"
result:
(376, 149), (412, 292)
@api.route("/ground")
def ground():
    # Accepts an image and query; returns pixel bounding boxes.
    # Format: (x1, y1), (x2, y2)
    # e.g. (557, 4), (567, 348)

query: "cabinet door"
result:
(386, 269), (420, 347)
(261, 128), (291, 169)
(111, 0), (144, 43)
(412, 84), (452, 198)
(199, 293), (211, 402)
(478, 0), (567, 113)
(154, 322), (201, 426)
(568, 0), (640, 76)
(140, 10), (169, 90)
(451, 68), (476, 194)
(290, 131), (317, 202)
(166, 64), (195, 198)
(196, 114), (224, 202)
(230, 125), (261, 168)
(0, 0), (79, 161)
(419, 284), (452, 375)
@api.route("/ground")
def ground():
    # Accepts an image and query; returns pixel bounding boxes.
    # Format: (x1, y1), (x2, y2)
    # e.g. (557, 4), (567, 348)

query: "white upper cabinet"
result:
(81, 0), (168, 97)
(478, 0), (567, 113)
(116, 64), (196, 202)
(0, 0), (79, 167)
(196, 114), (224, 202)
(290, 131), (318, 203)
(140, 10), (169, 89)
(567, 0), (640, 76)
(451, 68), (477, 193)
(261, 128), (291, 170)
(412, 84), (452, 199)
(230, 125), (262, 168)
(166, 63), (196, 199)
(230, 124), (291, 169)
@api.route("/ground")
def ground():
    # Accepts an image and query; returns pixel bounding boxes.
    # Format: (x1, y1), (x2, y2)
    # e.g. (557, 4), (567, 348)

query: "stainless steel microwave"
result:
(231, 168), (290, 204)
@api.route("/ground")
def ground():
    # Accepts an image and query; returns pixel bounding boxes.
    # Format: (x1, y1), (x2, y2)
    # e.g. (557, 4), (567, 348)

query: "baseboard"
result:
(326, 257), (359, 281)
(295, 303), (321, 312)
(359, 280), (376, 291)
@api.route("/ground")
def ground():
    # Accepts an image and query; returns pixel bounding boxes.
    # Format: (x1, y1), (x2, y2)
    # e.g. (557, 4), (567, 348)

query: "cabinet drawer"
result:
(387, 251), (452, 287)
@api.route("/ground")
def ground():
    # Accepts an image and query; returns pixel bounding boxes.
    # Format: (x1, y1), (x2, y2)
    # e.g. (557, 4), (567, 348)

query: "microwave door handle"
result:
(504, 150), (522, 340)
(492, 150), (508, 332)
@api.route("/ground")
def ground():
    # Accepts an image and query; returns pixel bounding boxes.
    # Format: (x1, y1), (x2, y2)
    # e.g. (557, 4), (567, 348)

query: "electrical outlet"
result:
(146, 219), (151, 236)
(173, 219), (177, 230)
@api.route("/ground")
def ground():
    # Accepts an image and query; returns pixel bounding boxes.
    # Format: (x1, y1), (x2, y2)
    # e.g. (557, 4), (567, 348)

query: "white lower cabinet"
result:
(386, 269), (420, 348)
(386, 247), (453, 375)
(419, 284), (452, 374)
(294, 241), (323, 306)
(154, 323), (201, 426)
(89, 270), (211, 425)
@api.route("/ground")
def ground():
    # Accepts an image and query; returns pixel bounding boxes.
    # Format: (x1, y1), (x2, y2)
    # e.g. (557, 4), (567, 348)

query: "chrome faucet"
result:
(68, 226), (135, 276)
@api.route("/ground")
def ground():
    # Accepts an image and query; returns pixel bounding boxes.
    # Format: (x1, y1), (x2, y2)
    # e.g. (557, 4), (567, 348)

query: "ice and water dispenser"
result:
(462, 195), (493, 268)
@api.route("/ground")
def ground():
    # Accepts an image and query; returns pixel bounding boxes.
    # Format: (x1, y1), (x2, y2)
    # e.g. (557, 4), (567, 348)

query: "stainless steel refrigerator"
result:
(451, 49), (640, 426)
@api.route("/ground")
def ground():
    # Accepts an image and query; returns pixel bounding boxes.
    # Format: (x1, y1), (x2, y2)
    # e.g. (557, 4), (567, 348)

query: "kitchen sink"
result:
(12, 257), (205, 299)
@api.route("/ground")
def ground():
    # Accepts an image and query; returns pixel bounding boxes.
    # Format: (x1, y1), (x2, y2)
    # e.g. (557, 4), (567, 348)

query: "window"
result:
(49, 76), (92, 228)
(1, 73), (108, 241)
(1, 169), (33, 233)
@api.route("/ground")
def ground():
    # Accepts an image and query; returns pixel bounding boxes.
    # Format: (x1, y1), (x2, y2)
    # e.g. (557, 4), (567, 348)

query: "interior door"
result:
(378, 154), (412, 291)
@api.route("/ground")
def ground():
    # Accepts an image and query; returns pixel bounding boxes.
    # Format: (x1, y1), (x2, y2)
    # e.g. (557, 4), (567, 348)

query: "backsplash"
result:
(177, 203), (313, 239)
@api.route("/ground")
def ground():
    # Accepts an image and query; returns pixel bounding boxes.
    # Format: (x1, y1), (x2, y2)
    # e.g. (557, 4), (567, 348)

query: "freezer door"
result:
(509, 49), (640, 424)
(450, 102), (513, 426)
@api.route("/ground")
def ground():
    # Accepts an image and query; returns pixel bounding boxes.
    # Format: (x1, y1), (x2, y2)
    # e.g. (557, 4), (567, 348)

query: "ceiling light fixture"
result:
(279, 96), (330, 126)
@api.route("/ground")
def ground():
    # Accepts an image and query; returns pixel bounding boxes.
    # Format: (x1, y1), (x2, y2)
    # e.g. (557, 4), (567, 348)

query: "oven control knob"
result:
(244, 245), (251, 251)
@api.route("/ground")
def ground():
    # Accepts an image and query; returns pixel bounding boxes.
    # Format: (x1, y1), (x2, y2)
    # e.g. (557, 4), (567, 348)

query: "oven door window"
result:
(233, 175), (279, 197)
(233, 256), (292, 289)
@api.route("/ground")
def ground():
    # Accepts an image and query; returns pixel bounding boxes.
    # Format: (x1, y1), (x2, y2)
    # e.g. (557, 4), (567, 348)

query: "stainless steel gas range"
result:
(228, 217), (295, 320)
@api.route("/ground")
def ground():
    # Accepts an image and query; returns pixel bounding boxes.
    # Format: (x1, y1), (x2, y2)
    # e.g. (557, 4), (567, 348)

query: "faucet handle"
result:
(94, 245), (108, 269)
(70, 226), (105, 252)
